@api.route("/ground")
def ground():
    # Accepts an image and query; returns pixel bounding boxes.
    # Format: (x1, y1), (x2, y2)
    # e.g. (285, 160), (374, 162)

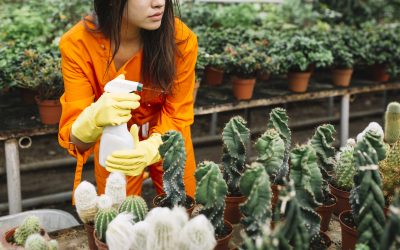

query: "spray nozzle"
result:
(104, 79), (143, 93)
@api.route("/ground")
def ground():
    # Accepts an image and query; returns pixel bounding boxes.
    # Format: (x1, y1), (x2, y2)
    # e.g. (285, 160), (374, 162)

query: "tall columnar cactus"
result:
(118, 195), (148, 222)
(74, 181), (98, 224)
(384, 102), (400, 144)
(380, 191), (400, 250)
(222, 116), (250, 195)
(239, 162), (272, 239)
(195, 161), (228, 237)
(105, 172), (126, 208)
(178, 215), (217, 250)
(95, 195), (118, 243)
(24, 234), (58, 250)
(379, 140), (400, 203)
(334, 144), (356, 191)
(106, 213), (135, 250)
(266, 108), (291, 184)
(310, 124), (336, 174)
(255, 128), (285, 184)
(159, 130), (187, 206)
(14, 216), (41, 246)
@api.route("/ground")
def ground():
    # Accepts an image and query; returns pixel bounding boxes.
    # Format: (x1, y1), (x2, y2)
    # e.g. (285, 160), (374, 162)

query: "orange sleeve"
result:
(150, 26), (198, 135)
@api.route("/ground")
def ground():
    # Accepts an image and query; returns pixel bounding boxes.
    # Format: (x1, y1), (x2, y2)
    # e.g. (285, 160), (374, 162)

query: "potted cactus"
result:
(195, 161), (232, 250)
(24, 234), (58, 250)
(118, 195), (148, 222)
(93, 195), (118, 249)
(221, 116), (250, 224)
(105, 172), (126, 209)
(153, 130), (195, 215)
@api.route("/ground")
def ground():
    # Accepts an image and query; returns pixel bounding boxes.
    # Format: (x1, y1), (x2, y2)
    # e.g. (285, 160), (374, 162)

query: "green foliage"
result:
(323, 27), (355, 69)
(384, 102), (400, 144)
(118, 195), (148, 223)
(239, 163), (271, 239)
(224, 44), (259, 78)
(222, 116), (250, 195)
(195, 161), (228, 238)
(276, 0), (321, 28)
(159, 130), (187, 206)
(380, 140), (400, 204)
(335, 144), (356, 191)
(380, 191), (400, 250)
(95, 207), (118, 243)
(14, 216), (40, 246)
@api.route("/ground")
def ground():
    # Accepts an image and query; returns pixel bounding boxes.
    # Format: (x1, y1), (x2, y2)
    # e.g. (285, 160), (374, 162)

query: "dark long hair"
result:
(90, 0), (178, 92)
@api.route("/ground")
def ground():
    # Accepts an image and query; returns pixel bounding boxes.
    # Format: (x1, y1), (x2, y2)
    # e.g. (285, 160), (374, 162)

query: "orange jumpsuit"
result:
(58, 18), (198, 199)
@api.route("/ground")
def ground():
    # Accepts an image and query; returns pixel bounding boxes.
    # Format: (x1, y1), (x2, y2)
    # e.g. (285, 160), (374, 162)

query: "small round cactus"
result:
(105, 172), (126, 209)
(118, 195), (148, 222)
(95, 195), (118, 243)
(24, 234), (58, 250)
(74, 181), (98, 224)
(14, 216), (41, 246)
(384, 102), (400, 144)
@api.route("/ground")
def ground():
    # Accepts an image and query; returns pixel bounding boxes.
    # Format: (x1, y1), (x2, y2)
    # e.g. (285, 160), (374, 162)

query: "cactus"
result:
(379, 140), (400, 203)
(241, 223), (278, 250)
(158, 130), (187, 206)
(266, 108), (291, 185)
(195, 161), (228, 238)
(74, 181), (98, 224)
(222, 116), (250, 195)
(118, 195), (148, 222)
(14, 216), (41, 246)
(355, 244), (370, 250)
(106, 213), (135, 250)
(310, 124), (336, 174)
(178, 215), (216, 250)
(239, 162), (272, 239)
(95, 195), (118, 243)
(380, 190), (400, 250)
(356, 122), (384, 143)
(130, 220), (151, 250)
(334, 144), (356, 191)
(24, 234), (58, 250)
(255, 128), (285, 184)
(384, 102), (400, 144)
(105, 172), (126, 209)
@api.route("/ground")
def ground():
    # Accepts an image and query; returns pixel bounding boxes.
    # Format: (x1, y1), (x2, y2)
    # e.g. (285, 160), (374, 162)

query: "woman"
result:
(58, 0), (198, 201)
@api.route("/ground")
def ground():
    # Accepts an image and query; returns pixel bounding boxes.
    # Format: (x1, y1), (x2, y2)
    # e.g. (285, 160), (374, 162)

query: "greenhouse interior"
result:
(1, 0), (400, 249)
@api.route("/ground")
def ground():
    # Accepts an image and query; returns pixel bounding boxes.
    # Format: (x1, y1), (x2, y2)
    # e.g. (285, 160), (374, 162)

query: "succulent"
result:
(380, 191), (400, 250)
(24, 234), (58, 250)
(95, 195), (118, 243)
(105, 172), (126, 209)
(356, 122), (384, 143)
(130, 220), (151, 250)
(310, 124), (336, 174)
(241, 224), (278, 250)
(380, 140), (400, 204)
(178, 215), (217, 250)
(158, 130), (187, 206)
(334, 144), (356, 191)
(266, 108), (291, 185)
(118, 195), (148, 222)
(384, 102), (400, 144)
(255, 128), (285, 184)
(239, 162), (272, 239)
(195, 161), (228, 238)
(74, 181), (98, 224)
(106, 213), (135, 250)
(14, 216), (41, 246)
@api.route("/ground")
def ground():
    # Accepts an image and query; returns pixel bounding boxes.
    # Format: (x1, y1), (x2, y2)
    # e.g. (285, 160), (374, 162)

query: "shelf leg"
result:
(340, 94), (350, 147)
(5, 139), (22, 214)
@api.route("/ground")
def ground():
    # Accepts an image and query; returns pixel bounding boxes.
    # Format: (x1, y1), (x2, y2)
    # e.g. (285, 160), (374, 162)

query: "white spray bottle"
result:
(99, 78), (143, 167)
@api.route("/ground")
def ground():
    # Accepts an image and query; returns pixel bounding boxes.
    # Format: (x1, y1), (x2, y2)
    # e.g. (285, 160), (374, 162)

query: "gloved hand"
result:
(105, 124), (163, 176)
(71, 75), (141, 143)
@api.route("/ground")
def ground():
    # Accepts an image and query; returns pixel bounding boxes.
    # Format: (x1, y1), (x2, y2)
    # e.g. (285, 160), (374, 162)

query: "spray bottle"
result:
(99, 78), (143, 167)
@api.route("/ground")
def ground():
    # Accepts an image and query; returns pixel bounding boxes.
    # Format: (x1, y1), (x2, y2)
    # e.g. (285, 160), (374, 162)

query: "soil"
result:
(153, 194), (195, 210)
(216, 223), (232, 240)
(342, 211), (356, 230)
(323, 192), (337, 206)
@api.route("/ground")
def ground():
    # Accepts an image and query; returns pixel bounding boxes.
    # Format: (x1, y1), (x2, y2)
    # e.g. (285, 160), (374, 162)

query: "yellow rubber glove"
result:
(71, 75), (141, 143)
(105, 124), (163, 176)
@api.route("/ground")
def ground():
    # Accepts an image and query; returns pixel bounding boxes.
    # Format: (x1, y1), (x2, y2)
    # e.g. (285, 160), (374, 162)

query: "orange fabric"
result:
(58, 17), (198, 202)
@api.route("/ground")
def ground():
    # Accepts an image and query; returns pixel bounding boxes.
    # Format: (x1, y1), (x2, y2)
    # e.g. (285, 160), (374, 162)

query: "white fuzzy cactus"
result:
(97, 194), (114, 210)
(130, 221), (151, 250)
(74, 181), (98, 224)
(357, 122), (384, 142)
(177, 215), (216, 250)
(106, 213), (135, 250)
(105, 172), (126, 208)
(24, 234), (58, 250)
(171, 206), (189, 229)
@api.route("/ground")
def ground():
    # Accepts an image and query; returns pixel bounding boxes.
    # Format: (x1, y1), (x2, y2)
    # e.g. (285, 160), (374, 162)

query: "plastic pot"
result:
(224, 195), (246, 224)
(371, 64), (389, 82)
(84, 222), (97, 250)
(329, 184), (351, 216)
(231, 77), (256, 100)
(35, 96), (62, 125)
(205, 67), (224, 86)
(214, 220), (233, 250)
(332, 68), (353, 87)
(339, 210), (357, 250)
(93, 230), (109, 250)
(287, 71), (312, 93)
(152, 193), (195, 216)
(316, 193), (337, 232)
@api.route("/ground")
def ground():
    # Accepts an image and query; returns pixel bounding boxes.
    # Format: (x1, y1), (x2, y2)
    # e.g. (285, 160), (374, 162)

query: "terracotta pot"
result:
(332, 68), (353, 87)
(339, 210), (357, 250)
(84, 222), (98, 250)
(205, 67), (224, 86)
(35, 96), (62, 125)
(231, 77), (256, 100)
(287, 71), (312, 93)
(93, 230), (109, 250)
(224, 195), (246, 224)
(320, 231), (332, 248)
(1, 227), (49, 250)
(257, 71), (271, 81)
(19, 88), (38, 105)
(371, 64), (389, 82)
(152, 193), (195, 216)
(193, 80), (200, 103)
(329, 184), (351, 216)
(214, 220), (233, 250)
(316, 193), (337, 232)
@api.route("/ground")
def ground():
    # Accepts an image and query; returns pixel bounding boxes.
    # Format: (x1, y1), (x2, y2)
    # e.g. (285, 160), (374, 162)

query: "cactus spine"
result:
(380, 191), (400, 249)
(335, 144), (356, 191)
(74, 181), (98, 224)
(310, 124), (336, 174)
(222, 116), (250, 195)
(118, 195), (148, 222)
(105, 172), (126, 209)
(195, 161), (228, 237)
(24, 234), (58, 250)
(14, 216), (41, 246)
(159, 130), (187, 206)
(95, 195), (118, 243)
(384, 102), (400, 144)
(255, 128), (285, 184)
(266, 108), (291, 185)
(239, 162), (272, 239)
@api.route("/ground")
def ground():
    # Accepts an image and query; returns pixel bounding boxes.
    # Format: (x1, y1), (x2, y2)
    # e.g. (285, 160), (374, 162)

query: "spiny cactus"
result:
(14, 216), (41, 246)
(159, 130), (187, 206)
(130, 220), (151, 250)
(195, 161), (228, 237)
(74, 181), (98, 224)
(95, 195), (118, 243)
(334, 144), (356, 191)
(239, 162), (272, 239)
(105, 172), (126, 209)
(241, 223), (278, 250)
(222, 116), (250, 195)
(379, 140), (400, 203)
(106, 213), (135, 250)
(356, 122), (384, 143)
(266, 108), (291, 185)
(380, 190), (400, 250)
(384, 102), (400, 144)
(255, 128), (285, 184)
(24, 234), (58, 250)
(118, 195), (148, 222)
(310, 124), (336, 174)
(178, 215), (216, 250)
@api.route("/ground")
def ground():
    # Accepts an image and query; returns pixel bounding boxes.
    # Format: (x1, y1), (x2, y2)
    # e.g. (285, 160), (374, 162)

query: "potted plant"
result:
(221, 116), (250, 224)
(118, 195), (148, 223)
(94, 195), (118, 249)
(327, 35), (355, 87)
(195, 161), (232, 250)
(105, 172), (126, 209)
(254, 40), (274, 81)
(204, 52), (225, 86)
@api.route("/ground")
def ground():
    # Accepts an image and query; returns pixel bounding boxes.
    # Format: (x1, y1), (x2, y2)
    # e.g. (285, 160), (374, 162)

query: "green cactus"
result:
(241, 224), (278, 250)
(95, 195), (118, 243)
(118, 195), (148, 222)
(357, 130), (386, 163)
(355, 244), (370, 250)
(255, 128), (285, 184)
(158, 130), (187, 206)
(384, 102), (400, 144)
(335, 144), (356, 191)
(195, 161), (228, 238)
(310, 124), (336, 174)
(239, 162), (272, 239)
(380, 191), (400, 250)
(379, 140), (400, 204)
(222, 116), (250, 195)
(266, 108), (291, 185)
(24, 234), (58, 250)
(14, 216), (41, 246)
